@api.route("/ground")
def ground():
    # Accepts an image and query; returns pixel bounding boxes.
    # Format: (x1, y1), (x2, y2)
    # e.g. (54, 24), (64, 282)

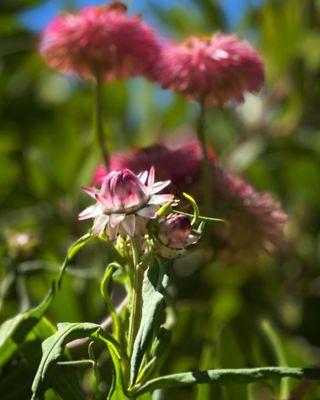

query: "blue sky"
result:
(19, 0), (262, 31)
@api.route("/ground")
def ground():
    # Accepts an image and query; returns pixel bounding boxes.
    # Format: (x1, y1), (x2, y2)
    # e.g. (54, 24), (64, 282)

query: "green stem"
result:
(133, 367), (320, 396)
(56, 232), (93, 290)
(196, 101), (213, 215)
(57, 360), (94, 368)
(127, 238), (143, 358)
(95, 73), (109, 168)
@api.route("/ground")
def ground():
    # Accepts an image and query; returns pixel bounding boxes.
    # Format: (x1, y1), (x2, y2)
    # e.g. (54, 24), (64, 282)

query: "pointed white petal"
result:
(109, 213), (126, 228)
(121, 214), (136, 236)
(95, 193), (111, 211)
(147, 166), (155, 189)
(137, 205), (158, 219)
(106, 224), (118, 241)
(148, 194), (174, 205)
(92, 215), (109, 235)
(81, 186), (99, 199)
(151, 180), (171, 194)
(78, 204), (102, 220)
(138, 170), (148, 185)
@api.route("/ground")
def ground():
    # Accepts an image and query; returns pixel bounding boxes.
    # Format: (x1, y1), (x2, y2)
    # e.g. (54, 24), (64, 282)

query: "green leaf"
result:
(100, 262), (121, 340)
(195, 345), (215, 400)
(260, 319), (290, 399)
(130, 260), (170, 385)
(31, 322), (100, 399)
(0, 284), (55, 366)
(134, 367), (320, 396)
(182, 192), (199, 225)
(220, 326), (247, 400)
(57, 232), (94, 289)
(95, 330), (128, 400)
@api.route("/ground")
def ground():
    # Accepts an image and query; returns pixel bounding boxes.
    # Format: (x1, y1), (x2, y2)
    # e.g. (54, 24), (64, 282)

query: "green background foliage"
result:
(1, 0), (320, 398)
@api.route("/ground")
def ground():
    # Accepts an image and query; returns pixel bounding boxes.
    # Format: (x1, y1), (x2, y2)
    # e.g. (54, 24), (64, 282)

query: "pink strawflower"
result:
(93, 140), (216, 192)
(79, 167), (173, 239)
(157, 214), (199, 259)
(40, 1), (159, 80)
(153, 34), (264, 106)
(92, 140), (287, 261)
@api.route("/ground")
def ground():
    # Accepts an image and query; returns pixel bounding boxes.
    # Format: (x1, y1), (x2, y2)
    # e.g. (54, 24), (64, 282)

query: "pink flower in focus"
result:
(79, 167), (173, 239)
(157, 214), (199, 259)
(92, 140), (287, 261)
(40, 2), (159, 80)
(153, 34), (264, 106)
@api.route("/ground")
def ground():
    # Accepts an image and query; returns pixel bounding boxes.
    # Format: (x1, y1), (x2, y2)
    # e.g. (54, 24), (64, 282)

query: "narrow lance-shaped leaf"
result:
(100, 262), (121, 340)
(130, 259), (170, 385)
(31, 322), (100, 399)
(95, 330), (128, 400)
(0, 283), (55, 366)
(260, 319), (290, 399)
(134, 367), (320, 396)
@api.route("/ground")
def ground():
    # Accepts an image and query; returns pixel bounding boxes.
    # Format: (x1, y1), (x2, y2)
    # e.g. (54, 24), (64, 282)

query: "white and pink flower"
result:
(79, 167), (174, 239)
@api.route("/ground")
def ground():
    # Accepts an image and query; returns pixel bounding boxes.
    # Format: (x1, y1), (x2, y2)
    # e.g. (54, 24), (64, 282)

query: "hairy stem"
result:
(95, 73), (109, 168)
(196, 101), (213, 214)
(127, 238), (143, 357)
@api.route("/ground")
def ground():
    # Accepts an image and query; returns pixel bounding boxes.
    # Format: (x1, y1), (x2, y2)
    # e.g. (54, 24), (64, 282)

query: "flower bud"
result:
(157, 214), (199, 258)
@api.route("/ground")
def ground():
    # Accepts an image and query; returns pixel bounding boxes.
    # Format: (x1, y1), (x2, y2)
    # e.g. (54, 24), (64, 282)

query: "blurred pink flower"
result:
(79, 167), (173, 239)
(92, 140), (287, 261)
(153, 34), (264, 107)
(93, 140), (216, 192)
(211, 167), (287, 262)
(40, 1), (159, 80)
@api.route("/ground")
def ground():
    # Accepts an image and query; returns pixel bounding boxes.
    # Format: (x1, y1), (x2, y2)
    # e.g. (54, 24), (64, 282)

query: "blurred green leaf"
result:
(0, 284), (54, 366)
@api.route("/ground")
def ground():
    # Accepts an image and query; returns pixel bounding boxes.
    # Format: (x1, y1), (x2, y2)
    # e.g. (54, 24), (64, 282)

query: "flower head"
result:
(79, 167), (174, 239)
(156, 214), (199, 258)
(40, 1), (159, 80)
(153, 34), (264, 106)
(93, 140), (287, 261)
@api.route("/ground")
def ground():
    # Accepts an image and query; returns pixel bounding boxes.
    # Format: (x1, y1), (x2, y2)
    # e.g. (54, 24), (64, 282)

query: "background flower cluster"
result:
(1, 1), (320, 399)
